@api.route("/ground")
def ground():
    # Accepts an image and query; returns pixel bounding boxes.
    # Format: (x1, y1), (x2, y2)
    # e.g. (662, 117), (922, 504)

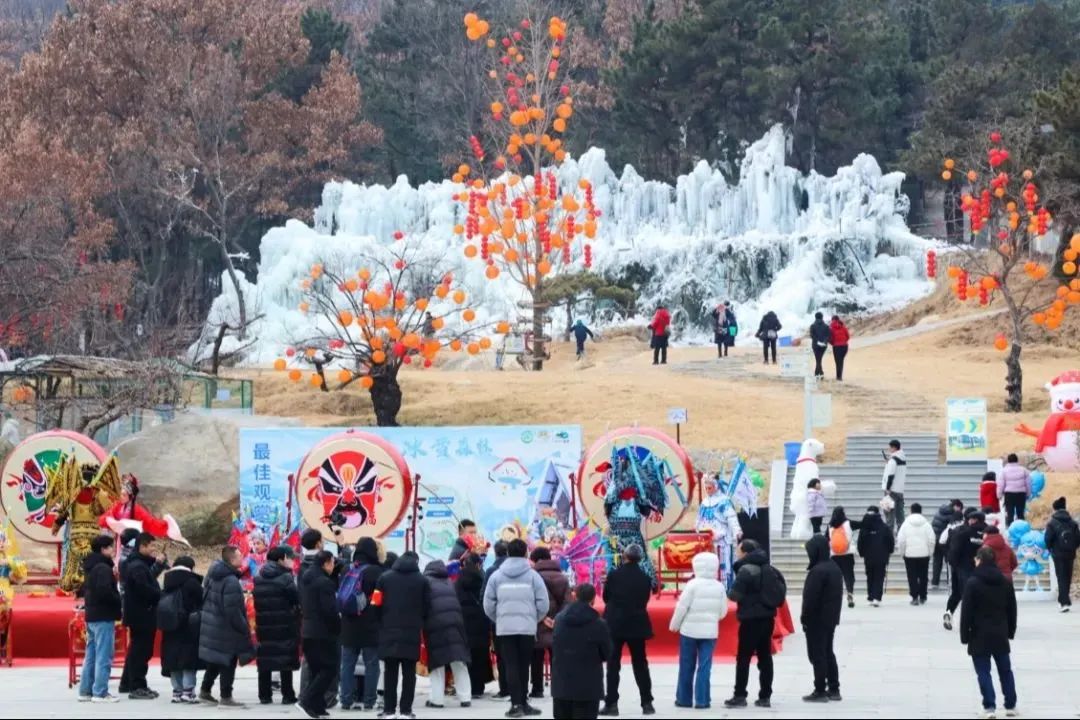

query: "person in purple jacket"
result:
(997, 454), (1032, 526)
(807, 480), (828, 535)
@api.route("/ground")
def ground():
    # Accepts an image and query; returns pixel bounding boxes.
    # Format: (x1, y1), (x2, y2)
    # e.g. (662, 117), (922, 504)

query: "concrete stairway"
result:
(770, 434), (985, 594)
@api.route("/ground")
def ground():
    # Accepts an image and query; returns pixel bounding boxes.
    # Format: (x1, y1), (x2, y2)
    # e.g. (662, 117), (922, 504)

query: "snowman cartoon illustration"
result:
(487, 457), (534, 511)
(1016, 369), (1080, 471)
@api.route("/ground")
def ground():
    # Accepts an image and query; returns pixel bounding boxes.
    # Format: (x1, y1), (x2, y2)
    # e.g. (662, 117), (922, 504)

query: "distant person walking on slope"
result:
(960, 546), (1018, 719)
(800, 535), (844, 704)
(828, 507), (860, 609)
(809, 312), (832, 378)
(649, 305), (671, 365)
(856, 507), (894, 607)
(572, 320), (596, 360)
(881, 439), (908, 532)
(710, 303), (736, 359)
(755, 312), (782, 365)
(997, 455), (1032, 525)
(1044, 497), (1079, 613)
(829, 316), (850, 381)
(897, 503), (936, 605)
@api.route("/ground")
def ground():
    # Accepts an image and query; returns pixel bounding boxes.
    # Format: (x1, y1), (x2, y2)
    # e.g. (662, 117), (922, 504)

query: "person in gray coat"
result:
(484, 538), (550, 719)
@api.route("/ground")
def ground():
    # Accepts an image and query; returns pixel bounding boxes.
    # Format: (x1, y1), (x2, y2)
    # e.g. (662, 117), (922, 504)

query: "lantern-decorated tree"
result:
(456, 11), (598, 370)
(938, 132), (1080, 412)
(273, 235), (501, 426)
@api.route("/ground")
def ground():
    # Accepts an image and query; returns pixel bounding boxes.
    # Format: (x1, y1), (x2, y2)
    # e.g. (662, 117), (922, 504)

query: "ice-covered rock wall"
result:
(197, 125), (934, 364)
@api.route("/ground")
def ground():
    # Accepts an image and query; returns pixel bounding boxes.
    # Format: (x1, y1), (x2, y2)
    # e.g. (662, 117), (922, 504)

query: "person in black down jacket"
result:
(800, 535), (844, 703)
(531, 547), (572, 700)
(755, 311), (782, 364)
(809, 311), (832, 378)
(551, 583), (611, 720)
(296, 528), (345, 711)
(456, 553), (493, 698)
(121, 532), (167, 699)
(298, 551), (341, 720)
(423, 560), (472, 709)
(253, 546), (300, 706)
(160, 556), (204, 704)
(856, 507), (894, 607)
(78, 535), (122, 701)
(485, 540), (510, 699)
(726, 540), (778, 708)
(198, 546), (254, 708)
(960, 546), (1018, 715)
(600, 545), (655, 717)
(374, 551), (431, 718)
(340, 538), (386, 711)
(1044, 496), (1080, 611)
(945, 510), (987, 630)
(931, 499), (964, 589)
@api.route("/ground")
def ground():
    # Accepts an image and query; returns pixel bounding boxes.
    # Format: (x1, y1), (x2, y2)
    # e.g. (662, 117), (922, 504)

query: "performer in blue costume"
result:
(696, 460), (757, 589)
(603, 447), (668, 591)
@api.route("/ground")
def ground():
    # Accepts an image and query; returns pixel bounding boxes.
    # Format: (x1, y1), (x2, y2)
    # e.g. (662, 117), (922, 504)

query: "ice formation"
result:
(196, 125), (935, 364)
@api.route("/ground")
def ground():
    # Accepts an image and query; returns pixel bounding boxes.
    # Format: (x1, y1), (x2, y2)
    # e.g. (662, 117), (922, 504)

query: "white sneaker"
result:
(980, 710), (997, 719)
(944, 611), (954, 630)
(92, 695), (120, 703)
(77, 695), (92, 703)
(1005, 708), (1019, 717)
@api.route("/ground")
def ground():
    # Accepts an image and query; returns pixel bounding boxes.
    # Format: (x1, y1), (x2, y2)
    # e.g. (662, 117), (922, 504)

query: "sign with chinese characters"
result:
(239, 425), (582, 564)
(946, 398), (988, 462)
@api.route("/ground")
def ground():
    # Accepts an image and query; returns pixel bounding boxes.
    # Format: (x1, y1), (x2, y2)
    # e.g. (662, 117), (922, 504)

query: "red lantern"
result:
(393, 230), (404, 240)
(990, 131), (1002, 144)
(392, 341), (406, 357)
(286, 347), (296, 357)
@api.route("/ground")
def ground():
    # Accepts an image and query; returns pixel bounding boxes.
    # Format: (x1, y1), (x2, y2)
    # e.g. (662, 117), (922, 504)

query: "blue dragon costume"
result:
(603, 446), (669, 590)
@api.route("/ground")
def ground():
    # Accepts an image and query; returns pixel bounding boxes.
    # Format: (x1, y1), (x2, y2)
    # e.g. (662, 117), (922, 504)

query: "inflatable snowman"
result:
(1017, 370), (1080, 471)
(789, 438), (826, 540)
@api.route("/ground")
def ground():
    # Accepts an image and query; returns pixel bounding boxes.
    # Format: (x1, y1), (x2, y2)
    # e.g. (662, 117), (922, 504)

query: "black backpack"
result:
(759, 564), (787, 610)
(1058, 520), (1080, 554)
(156, 589), (185, 632)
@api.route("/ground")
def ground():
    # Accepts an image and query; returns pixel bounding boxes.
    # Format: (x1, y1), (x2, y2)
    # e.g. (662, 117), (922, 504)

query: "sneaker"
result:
(376, 714), (395, 720)
(282, 697), (298, 706)
(724, 697), (748, 708)
(1060, 604), (1071, 613)
(297, 703), (322, 719)
(426, 701), (445, 709)
(754, 698), (771, 708)
(872, 600), (881, 607)
(910, 598), (919, 606)
(981, 710), (997, 719)
(495, 691), (512, 699)
(172, 693), (186, 704)
(803, 692), (830, 703)
(91, 694), (120, 704)
(642, 703), (656, 715)
(129, 688), (156, 700)
(78, 695), (93, 703)
(944, 611), (954, 630)
(461, 701), (472, 708)
(219, 697), (247, 709)
(400, 714), (417, 720)
(185, 693), (200, 704)
(827, 691), (842, 701)
(599, 704), (619, 717)
(199, 690), (219, 705)
(847, 593), (854, 608)
(920, 597), (928, 605)
(1005, 709), (1019, 717)
(506, 707), (526, 719)
(523, 706), (542, 717)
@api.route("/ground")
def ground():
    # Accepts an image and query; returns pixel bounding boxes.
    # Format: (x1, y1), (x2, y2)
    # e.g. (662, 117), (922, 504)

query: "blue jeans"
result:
(973, 653), (1017, 711)
(340, 646), (380, 709)
(676, 635), (715, 708)
(79, 621), (116, 698)
(170, 670), (197, 694)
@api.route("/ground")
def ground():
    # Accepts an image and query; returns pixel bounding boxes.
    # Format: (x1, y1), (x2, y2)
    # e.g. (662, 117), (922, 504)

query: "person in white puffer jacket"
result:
(669, 552), (729, 709)
(897, 503), (937, 606)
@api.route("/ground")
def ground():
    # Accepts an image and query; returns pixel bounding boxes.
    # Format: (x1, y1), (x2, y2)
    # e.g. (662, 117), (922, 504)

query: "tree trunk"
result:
(531, 301), (545, 371)
(1005, 343), (1023, 413)
(218, 240), (248, 339)
(370, 372), (402, 426)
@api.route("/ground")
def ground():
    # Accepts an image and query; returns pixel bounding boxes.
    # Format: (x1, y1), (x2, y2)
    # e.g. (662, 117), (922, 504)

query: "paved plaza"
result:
(4, 592), (1079, 718)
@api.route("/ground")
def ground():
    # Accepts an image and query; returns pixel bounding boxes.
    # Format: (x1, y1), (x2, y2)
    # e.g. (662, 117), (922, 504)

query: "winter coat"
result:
(374, 554), (431, 661)
(456, 566), (492, 651)
(448, 537), (471, 563)
(829, 319), (850, 347)
(948, 520), (987, 569)
(809, 319), (832, 348)
(300, 565), (340, 640)
(649, 308), (671, 338)
(670, 553), (729, 638)
(756, 312), (782, 340)
(533, 558), (572, 650)
(572, 322), (595, 343)
(960, 563), (1017, 657)
(856, 512), (895, 565)
(807, 489), (827, 519)
(422, 561), (470, 669)
(801, 536), (844, 630)
(199, 560), (253, 666)
(828, 521), (854, 557)
(341, 538), (386, 650)
(483, 556), (550, 637)
(980, 481), (1001, 513)
(252, 561), (301, 671)
(160, 567), (204, 675)
(998, 464), (1032, 496)
(882, 450), (908, 493)
(1045, 509), (1080, 558)
(729, 549), (778, 621)
(602, 562), (654, 640)
(551, 602), (612, 702)
(982, 533), (1018, 578)
(298, 548), (346, 594)
(897, 514), (937, 559)
(121, 552), (164, 631)
(931, 503), (957, 541)
(711, 308), (735, 345)
(81, 551), (122, 623)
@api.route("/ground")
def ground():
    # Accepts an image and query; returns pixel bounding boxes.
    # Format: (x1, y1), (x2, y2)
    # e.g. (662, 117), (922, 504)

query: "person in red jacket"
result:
(829, 316), (850, 381)
(979, 472), (1001, 515)
(982, 526), (1018, 579)
(649, 305), (672, 365)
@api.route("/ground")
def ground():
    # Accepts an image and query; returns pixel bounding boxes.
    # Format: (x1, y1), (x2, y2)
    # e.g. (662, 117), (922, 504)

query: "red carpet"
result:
(9, 593), (794, 662)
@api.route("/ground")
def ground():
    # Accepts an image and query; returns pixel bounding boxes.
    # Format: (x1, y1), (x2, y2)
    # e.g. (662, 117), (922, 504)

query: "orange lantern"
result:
(944, 158), (955, 170)
(496, 321), (511, 334)
(1063, 261), (1078, 276)
(273, 358), (287, 371)
(309, 373), (323, 387)
(339, 310), (354, 326)
(372, 350), (386, 364)
(463, 309), (477, 322)
(432, 317), (445, 330)
(288, 369), (302, 382)
(941, 170), (952, 181)
(305, 347), (317, 358)
(538, 259), (552, 275)
(1033, 312), (1047, 326)
(467, 342), (481, 355)
(299, 302), (310, 314)
(361, 376), (374, 390)
(479, 337), (492, 350)
(464, 245), (478, 258)
(453, 289), (466, 304)
(337, 369), (353, 384)
(416, 298), (429, 311)
(486, 265), (500, 280)
(450, 339), (463, 352)
(993, 335), (1008, 351)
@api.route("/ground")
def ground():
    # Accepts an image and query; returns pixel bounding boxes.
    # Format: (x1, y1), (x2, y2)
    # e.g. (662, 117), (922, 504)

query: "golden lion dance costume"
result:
(48, 457), (122, 592)
(0, 522), (29, 658)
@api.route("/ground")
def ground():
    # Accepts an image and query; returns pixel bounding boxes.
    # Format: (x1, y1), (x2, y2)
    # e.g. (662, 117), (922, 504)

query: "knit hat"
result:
(1053, 496), (1067, 511)
(985, 525), (1000, 536)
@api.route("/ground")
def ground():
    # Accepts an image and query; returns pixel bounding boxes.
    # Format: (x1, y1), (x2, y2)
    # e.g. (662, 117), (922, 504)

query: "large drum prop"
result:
(294, 430), (412, 544)
(576, 426), (695, 541)
(0, 431), (108, 544)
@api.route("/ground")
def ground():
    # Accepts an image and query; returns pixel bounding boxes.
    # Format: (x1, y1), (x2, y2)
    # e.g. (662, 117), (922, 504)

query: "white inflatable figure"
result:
(789, 438), (825, 540)
(1016, 369), (1080, 471)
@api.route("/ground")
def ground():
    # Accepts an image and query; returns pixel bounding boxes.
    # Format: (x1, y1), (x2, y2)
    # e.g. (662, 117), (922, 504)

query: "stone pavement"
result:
(4, 592), (1079, 719)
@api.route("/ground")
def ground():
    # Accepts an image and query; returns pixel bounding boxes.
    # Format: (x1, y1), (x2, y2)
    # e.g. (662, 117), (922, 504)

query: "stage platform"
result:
(6, 593), (793, 662)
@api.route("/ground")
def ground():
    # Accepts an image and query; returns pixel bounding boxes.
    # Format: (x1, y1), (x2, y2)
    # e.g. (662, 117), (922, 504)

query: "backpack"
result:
(156, 589), (185, 632)
(830, 527), (850, 555)
(336, 564), (368, 616)
(759, 564), (787, 610)
(1058, 521), (1080, 554)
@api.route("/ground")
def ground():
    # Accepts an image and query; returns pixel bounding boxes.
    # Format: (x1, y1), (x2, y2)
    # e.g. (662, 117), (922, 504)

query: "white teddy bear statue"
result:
(789, 438), (826, 540)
